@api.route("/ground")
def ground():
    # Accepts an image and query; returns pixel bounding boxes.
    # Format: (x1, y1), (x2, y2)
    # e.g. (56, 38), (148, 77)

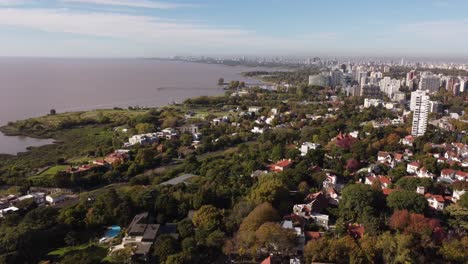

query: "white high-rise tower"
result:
(411, 90), (430, 137)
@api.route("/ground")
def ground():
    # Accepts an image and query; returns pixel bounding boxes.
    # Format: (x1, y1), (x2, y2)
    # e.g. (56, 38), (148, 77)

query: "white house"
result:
(127, 133), (159, 147)
(452, 189), (466, 203)
(300, 142), (321, 156)
(251, 127), (265, 134)
(46, 193), (68, 204)
(248, 106), (262, 114)
(310, 213), (329, 229)
(425, 194), (447, 211)
(407, 162), (420, 174)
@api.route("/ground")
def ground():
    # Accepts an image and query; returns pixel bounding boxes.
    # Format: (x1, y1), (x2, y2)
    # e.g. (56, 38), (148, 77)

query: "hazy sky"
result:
(0, 0), (467, 57)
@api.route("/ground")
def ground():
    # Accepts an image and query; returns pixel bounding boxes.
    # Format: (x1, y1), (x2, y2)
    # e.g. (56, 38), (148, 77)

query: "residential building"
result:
(310, 213), (329, 229)
(309, 73), (330, 87)
(425, 194), (449, 211)
(411, 90), (430, 136)
(300, 142), (321, 156)
(360, 84), (381, 98)
(268, 159), (293, 173)
(363, 98), (383, 108)
(127, 133), (159, 147)
(110, 212), (159, 261)
(419, 72), (441, 92)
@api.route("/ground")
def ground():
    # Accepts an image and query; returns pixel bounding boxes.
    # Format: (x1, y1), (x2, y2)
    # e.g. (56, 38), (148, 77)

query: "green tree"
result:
(339, 184), (385, 222)
(248, 176), (288, 205)
(192, 205), (223, 232)
(135, 123), (155, 134)
(153, 235), (180, 263)
(387, 190), (428, 213)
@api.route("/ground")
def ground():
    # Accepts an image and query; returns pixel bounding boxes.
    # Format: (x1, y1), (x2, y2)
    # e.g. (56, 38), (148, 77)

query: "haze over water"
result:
(0, 58), (266, 154)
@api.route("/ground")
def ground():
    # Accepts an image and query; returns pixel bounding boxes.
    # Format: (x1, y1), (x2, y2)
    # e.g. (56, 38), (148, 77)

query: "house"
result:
(14, 193), (46, 206)
(455, 171), (468, 181)
(407, 162), (420, 174)
(401, 135), (415, 146)
(46, 193), (68, 204)
(416, 167), (434, 179)
(293, 192), (328, 218)
(452, 189), (466, 203)
(300, 142), (321, 157)
(157, 128), (179, 140)
(425, 194), (449, 211)
(127, 133), (159, 147)
(310, 213), (329, 229)
(0, 206), (19, 218)
(365, 175), (391, 189)
(439, 169), (456, 183)
(251, 127), (265, 134)
(377, 151), (395, 168)
(105, 151), (129, 165)
(248, 106), (262, 114)
(268, 159), (293, 173)
(110, 212), (159, 261)
(178, 124), (199, 134)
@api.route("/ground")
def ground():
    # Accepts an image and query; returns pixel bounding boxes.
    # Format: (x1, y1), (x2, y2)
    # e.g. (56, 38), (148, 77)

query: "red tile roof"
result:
(456, 171), (468, 178)
(425, 193), (445, 203)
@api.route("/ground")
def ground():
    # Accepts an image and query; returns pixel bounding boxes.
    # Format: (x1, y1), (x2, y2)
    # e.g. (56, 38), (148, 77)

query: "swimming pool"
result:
(104, 225), (121, 238)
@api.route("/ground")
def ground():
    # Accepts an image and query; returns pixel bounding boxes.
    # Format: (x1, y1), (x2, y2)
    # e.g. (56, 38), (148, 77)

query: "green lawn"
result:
(48, 243), (108, 262)
(38, 165), (70, 177)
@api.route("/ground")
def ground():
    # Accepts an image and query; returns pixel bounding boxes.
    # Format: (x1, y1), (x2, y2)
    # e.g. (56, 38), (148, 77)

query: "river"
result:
(0, 58), (269, 155)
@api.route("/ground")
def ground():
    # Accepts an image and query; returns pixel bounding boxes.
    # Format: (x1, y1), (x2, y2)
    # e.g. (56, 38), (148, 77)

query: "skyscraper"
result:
(419, 72), (440, 92)
(411, 90), (430, 137)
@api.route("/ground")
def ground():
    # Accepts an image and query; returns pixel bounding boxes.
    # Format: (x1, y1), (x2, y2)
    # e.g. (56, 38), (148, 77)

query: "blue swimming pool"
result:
(104, 225), (121, 238)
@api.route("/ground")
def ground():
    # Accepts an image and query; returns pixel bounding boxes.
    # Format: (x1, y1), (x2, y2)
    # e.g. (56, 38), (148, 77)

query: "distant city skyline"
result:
(0, 0), (468, 57)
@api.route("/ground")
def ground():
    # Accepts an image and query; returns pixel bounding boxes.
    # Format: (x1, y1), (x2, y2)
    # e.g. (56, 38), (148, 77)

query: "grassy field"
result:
(37, 165), (70, 177)
(48, 243), (108, 262)
(0, 109), (148, 137)
(0, 125), (116, 179)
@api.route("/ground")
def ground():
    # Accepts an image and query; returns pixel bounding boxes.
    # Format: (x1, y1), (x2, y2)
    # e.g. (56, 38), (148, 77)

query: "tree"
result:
(459, 192), (468, 209)
(239, 203), (279, 232)
(135, 123), (155, 134)
(439, 237), (468, 263)
(339, 184), (384, 222)
(395, 177), (432, 192)
(254, 222), (297, 254)
(248, 176), (288, 205)
(192, 205), (223, 232)
(50, 109), (57, 115)
(218, 78), (225, 85)
(153, 235), (180, 263)
(387, 190), (428, 213)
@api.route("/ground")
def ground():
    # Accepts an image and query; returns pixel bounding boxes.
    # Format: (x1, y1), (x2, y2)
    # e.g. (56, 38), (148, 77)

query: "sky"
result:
(0, 0), (467, 58)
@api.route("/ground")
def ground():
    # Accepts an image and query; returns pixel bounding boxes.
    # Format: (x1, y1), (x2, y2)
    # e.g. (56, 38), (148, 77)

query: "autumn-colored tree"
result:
(389, 210), (442, 237)
(254, 222), (297, 254)
(345, 158), (360, 172)
(239, 203), (279, 232)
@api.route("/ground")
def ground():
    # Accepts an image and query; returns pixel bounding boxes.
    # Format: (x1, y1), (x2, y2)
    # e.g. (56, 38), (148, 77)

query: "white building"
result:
(363, 98), (383, 108)
(419, 72), (441, 92)
(300, 142), (321, 156)
(411, 90), (430, 137)
(127, 133), (159, 147)
(309, 74), (330, 87)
